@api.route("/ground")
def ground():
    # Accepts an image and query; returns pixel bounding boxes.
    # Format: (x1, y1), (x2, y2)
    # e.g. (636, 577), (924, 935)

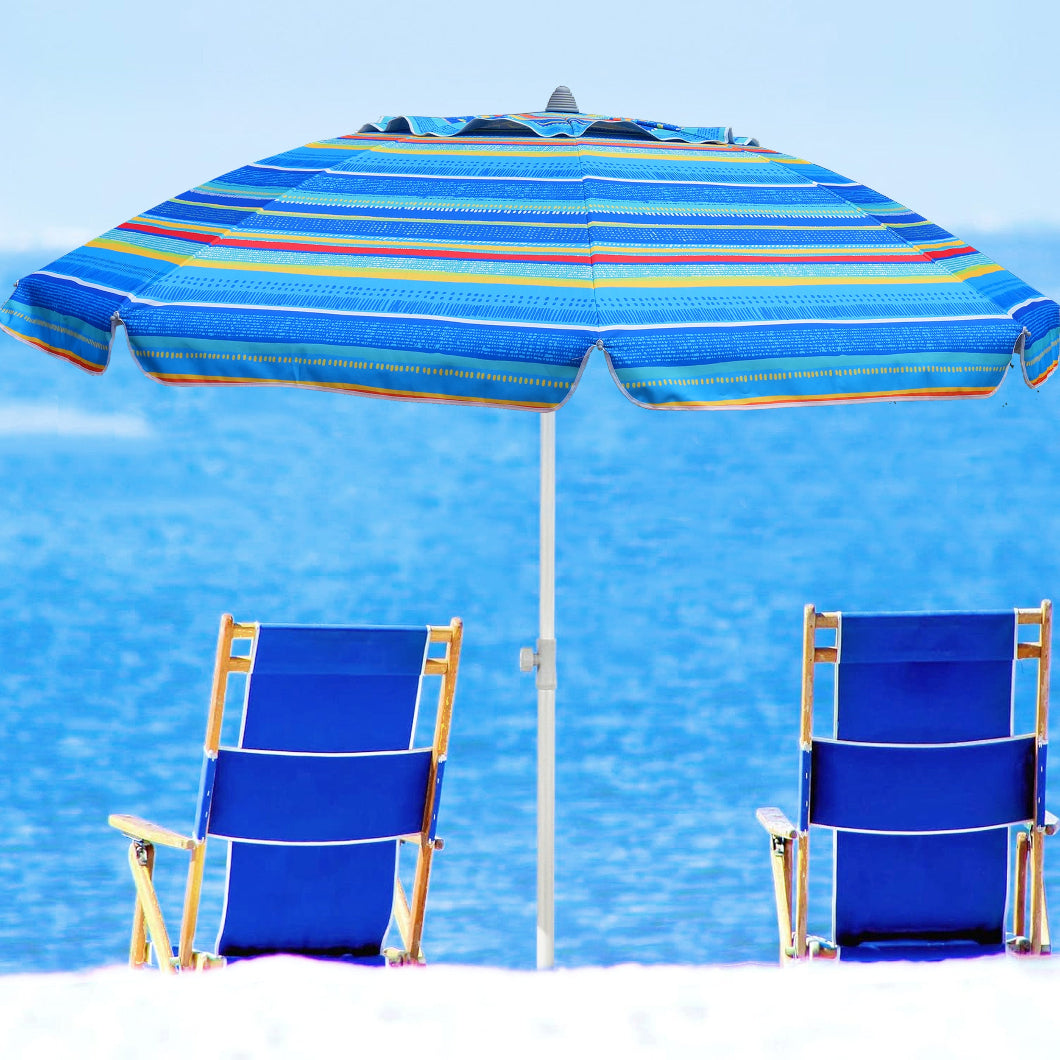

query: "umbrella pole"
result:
(537, 410), (557, 970)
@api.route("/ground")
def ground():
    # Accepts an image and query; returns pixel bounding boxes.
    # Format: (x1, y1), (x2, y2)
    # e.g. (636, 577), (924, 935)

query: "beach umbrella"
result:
(2, 87), (1057, 969)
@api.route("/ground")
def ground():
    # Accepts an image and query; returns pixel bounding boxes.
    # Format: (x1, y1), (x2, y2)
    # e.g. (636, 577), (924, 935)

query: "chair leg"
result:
(392, 875), (413, 953)
(1040, 883), (1051, 955)
(1031, 827), (1047, 955)
(793, 831), (810, 959)
(767, 834), (794, 962)
(127, 842), (177, 974)
(407, 838), (435, 964)
(128, 842), (154, 968)
(178, 843), (206, 970)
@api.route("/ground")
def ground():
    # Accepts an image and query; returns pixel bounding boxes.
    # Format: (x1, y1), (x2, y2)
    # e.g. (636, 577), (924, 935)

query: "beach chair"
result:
(757, 602), (1054, 962)
(109, 614), (462, 972)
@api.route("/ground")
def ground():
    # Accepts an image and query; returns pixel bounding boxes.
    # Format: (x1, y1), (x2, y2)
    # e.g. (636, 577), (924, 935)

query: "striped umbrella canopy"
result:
(4, 92), (1057, 404)
(3, 88), (1057, 969)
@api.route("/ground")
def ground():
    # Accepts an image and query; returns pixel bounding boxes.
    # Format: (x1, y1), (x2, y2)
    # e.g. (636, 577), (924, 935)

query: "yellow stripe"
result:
(1024, 334), (1059, 369)
(595, 269), (999, 289)
(170, 197), (262, 213)
(651, 385), (995, 409)
(129, 215), (231, 236)
(1, 308), (109, 350)
(87, 237), (1003, 287)
(88, 239), (189, 264)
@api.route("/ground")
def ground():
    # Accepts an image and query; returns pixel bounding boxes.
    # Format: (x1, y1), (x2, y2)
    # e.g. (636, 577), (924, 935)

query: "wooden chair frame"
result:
(757, 600), (1053, 962)
(109, 613), (463, 973)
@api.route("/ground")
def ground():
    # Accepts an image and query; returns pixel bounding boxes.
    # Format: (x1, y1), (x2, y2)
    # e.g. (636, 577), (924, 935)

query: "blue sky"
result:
(2, 0), (1058, 250)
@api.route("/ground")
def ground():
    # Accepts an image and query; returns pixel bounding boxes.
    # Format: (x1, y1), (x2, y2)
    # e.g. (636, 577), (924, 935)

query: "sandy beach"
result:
(2, 955), (1057, 1058)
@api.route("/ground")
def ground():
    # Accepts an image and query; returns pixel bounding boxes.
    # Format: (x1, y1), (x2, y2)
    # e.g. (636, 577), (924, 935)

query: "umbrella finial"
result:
(545, 86), (579, 113)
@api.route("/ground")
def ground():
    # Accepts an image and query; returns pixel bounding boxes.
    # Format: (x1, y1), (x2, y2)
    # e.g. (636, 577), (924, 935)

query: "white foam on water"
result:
(0, 405), (150, 438)
(0, 956), (1056, 1059)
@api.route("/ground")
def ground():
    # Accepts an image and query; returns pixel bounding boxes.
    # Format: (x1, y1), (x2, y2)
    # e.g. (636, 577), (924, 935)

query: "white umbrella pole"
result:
(520, 410), (556, 970)
(537, 411), (557, 969)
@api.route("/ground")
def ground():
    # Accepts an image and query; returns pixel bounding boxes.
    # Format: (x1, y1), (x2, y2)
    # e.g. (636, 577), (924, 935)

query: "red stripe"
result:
(119, 222), (217, 244)
(210, 237), (978, 267)
(120, 222), (976, 268)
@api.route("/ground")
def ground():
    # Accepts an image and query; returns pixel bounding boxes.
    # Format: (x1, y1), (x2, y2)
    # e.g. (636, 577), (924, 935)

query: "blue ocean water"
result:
(0, 234), (1058, 973)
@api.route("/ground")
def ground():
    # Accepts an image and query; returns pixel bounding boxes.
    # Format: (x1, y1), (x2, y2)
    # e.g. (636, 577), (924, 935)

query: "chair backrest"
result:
(798, 607), (1049, 961)
(190, 620), (453, 962)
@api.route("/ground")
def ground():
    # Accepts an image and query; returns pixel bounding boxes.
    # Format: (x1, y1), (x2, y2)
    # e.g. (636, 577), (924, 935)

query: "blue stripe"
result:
(428, 758), (446, 842)
(1038, 743), (1048, 828)
(209, 748), (433, 843)
(811, 736), (1035, 832)
(194, 753), (217, 843)
(799, 746), (812, 833)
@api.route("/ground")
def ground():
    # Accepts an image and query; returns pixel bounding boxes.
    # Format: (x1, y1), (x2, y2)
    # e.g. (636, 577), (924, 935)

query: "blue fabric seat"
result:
(109, 614), (463, 972)
(757, 604), (1053, 963)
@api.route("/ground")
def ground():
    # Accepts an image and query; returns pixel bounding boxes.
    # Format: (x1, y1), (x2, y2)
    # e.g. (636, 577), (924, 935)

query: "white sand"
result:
(1, 956), (1056, 1058)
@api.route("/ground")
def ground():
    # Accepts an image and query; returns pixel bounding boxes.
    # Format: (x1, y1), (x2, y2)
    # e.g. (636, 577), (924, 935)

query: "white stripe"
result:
(211, 833), (417, 846)
(829, 822), (1030, 836)
(409, 626), (430, 751)
(119, 291), (596, 332)
(178, 189), (275, 203)
(1008, 295), (1053, 314)
(813, 735), (1028, 750)
(218, 745), (434, 759)
(322, 168), (807, 190)
(599, 312), (1015, 332)
(37, 270), (135, 299)
(247, 163), (327, 173)
(37, 271), (1018, 336)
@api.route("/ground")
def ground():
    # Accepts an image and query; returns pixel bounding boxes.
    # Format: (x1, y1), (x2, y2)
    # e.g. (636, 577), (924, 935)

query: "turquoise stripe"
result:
(0, 298), (112, 371)
(128, 334), (581, 406)
(616, 353), (1009, 408)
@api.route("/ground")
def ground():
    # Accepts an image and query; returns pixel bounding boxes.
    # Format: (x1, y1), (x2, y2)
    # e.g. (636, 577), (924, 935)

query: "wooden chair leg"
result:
(393, 875), (413, 953)
(1030, 831), (1047, 958)
(794, 831), (810, 959)
(767, 834), (794, 962)
(1031, 827), (1047, 955)
(178, 843), (206, 970)
(128, 842), (154, 967)
(407, 838), (435, 964)
(127, 841), (177, 974)
(1040, 883), (1051, 955)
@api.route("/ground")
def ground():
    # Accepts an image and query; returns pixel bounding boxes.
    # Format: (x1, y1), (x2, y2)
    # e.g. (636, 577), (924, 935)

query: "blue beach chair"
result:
(757, 602), (1054, 962)
(109, 614), (462, 972)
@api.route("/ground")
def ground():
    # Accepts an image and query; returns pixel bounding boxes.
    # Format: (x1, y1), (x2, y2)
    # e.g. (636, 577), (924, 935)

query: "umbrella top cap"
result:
(545, 86), (579, 113)
(360, 98), (756, 146)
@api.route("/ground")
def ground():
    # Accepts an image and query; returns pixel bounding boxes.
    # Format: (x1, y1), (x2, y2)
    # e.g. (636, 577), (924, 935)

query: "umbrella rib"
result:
(572, 141), (606, 355)
(740, 146), (1033, 329)
(105, 144), (383, 344)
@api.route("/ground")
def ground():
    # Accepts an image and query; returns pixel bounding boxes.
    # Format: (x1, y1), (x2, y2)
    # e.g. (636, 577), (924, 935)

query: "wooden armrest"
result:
(1045, 811), (1058, 836)
(109, 814), (196, 851)
(756, 807), (797, 839)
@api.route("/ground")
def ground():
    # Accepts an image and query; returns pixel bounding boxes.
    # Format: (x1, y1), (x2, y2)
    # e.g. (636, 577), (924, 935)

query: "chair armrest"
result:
(109, 814), (196, 851)
(1045, 811), (1058, 837)
(756, 807), (797, 839)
